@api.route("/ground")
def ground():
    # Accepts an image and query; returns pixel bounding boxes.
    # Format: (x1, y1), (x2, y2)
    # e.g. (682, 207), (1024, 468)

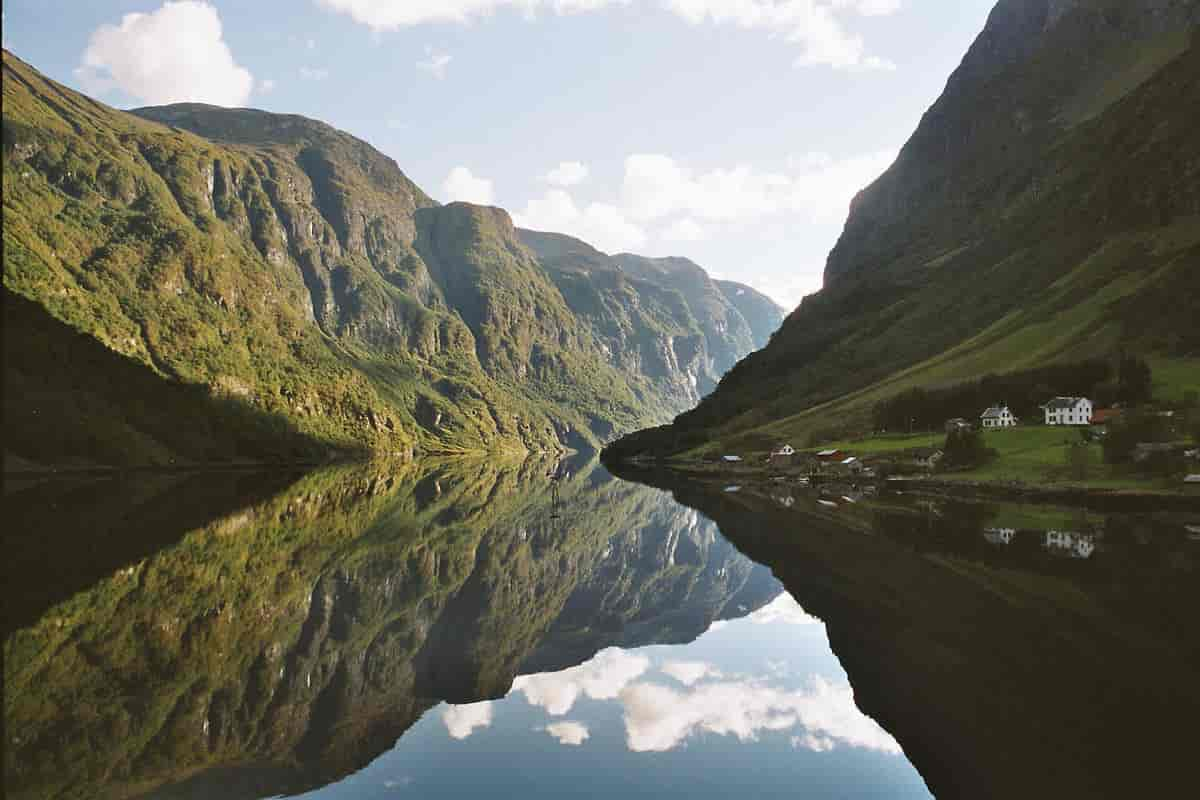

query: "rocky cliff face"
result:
(714, 279), (783, 350)
(2, 52), (779, 465)
(3, 459), (778, 800)
(606, 0), (1200, 459)
(519, 230), (784, 408)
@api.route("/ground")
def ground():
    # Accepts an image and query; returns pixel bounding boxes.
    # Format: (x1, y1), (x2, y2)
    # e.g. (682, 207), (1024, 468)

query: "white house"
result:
(1042, 397), (1093, 426)
(1044, 530), (1096, 559)
(984, 527), (1016, 546)
(980, 405), (1017, 428)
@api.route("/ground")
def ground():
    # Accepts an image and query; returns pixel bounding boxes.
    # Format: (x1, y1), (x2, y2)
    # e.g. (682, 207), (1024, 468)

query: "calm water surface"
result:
(4, 459), (1199, 799)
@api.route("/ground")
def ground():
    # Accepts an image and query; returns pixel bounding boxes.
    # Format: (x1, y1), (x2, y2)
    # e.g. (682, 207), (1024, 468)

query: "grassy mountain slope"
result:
(606, 1), (1200, 460)
(2, 51), (777, 468)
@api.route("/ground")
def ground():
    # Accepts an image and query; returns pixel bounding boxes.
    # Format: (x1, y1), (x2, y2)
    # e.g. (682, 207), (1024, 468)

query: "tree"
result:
(1065, 442), (1093, 481)
(1102, 409), (1169, 464)
(944, 427), (993, 468)
(1116, 354), (1153, 405)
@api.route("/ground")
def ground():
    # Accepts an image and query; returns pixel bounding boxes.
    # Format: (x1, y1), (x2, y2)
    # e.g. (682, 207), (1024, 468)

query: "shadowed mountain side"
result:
(3, 291), (357, 471)
(606, 3), (1200, 460)
(611, 466), (1200, 800)
(3, 459), (779, 800)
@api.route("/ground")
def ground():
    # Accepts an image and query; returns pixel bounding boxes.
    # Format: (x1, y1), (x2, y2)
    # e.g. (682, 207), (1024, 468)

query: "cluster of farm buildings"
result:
(716, 394), (1200, 484)
(756, 396), (1116, 475)
(973, 396), (1102, 429)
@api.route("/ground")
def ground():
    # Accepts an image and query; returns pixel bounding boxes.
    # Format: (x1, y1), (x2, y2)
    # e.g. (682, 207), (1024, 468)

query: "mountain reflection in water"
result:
(4, 459), (925, 800)
(7, 460), (1198, 800)
(617, 469), (1200, 800)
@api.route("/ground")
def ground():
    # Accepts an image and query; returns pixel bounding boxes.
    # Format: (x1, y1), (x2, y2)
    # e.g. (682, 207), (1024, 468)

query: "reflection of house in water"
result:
(1044, 530), (1098, 559)
(983, 527), (1016, 546)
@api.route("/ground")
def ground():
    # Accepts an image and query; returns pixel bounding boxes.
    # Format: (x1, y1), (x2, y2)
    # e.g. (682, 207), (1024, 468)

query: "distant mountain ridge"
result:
(606, 0), (1200, 461)
(519, 229), (784, 402)
(1, 50), (782, 467)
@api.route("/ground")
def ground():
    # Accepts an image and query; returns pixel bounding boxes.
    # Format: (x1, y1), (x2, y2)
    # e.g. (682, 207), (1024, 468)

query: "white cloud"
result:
(747, 270), (822, 310)
(659, 217), (706, 242)
(543, 720), (591, 745)
(793, 732), (837, 751)
(316, 0), (629, 30)
(835, 0), (903, 16)
(442, 166), (496, 205)
(622, 149), (896, 226)
(787, 151), (834, 171)
(513, 648), (650, 715)
(543, 161), (590, 187)
(619, 674), (902, 754)
(75, 1), (254, 106)
(315, 1), (897, 70)
(746, 593), (823, 626)
(513, 189), (647, 253)
(664, 0), (898, 70)
(258, 78), (277, 93)
(660, 660), (721, 686)
(417, 46), (452, 78)
(299, 66), (330, 80)
(442, 701), (494, 739)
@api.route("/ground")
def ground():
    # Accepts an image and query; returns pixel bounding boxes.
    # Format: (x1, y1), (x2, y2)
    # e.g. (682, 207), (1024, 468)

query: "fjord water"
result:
(4, 462), (1198, 799)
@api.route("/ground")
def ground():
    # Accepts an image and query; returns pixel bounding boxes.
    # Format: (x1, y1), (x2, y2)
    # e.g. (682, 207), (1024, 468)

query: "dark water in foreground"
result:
(4, 460), (1199, 799)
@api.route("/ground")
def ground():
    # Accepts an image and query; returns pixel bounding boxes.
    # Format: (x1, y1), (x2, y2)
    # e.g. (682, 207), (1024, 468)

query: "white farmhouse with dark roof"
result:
(1042, 397), (1093, 426)
(980, 404), (1016, 429)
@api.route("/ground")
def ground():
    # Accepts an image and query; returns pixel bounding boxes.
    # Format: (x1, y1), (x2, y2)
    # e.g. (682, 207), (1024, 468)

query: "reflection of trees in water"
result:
(3, 458), (778, 800)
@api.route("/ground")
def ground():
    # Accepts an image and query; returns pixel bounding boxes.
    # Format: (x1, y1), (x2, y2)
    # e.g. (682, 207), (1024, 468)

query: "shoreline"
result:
(603, 457), (1200, 511)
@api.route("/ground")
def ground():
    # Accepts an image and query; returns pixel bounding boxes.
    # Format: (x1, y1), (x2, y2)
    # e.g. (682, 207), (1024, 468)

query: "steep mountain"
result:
(519, 229), (784, 406)
(606, 0), (1200, 460)
(3, 459), (778, 799)
(1, 51), (778, 467)
(714, 278), (783, 350)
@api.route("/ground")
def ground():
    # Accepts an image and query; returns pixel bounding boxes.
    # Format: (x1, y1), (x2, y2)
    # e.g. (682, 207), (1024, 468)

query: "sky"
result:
(2, 0), (997, 308)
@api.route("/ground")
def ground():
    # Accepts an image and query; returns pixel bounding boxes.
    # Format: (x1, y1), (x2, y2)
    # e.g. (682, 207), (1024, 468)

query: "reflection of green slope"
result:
(3, 467), (305, 634)
(3, 459), (777, 800)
